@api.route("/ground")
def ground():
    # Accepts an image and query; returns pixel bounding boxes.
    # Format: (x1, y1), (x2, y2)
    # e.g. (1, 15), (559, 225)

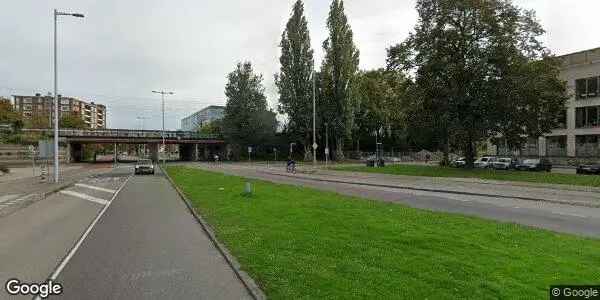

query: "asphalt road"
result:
(194, 163), (600, 239)
(55, 166), (252, 300)
(0, 168), (128, 299)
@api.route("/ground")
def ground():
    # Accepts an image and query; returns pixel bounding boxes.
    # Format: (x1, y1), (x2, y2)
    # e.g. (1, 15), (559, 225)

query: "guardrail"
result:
(21, 129), (220, 140)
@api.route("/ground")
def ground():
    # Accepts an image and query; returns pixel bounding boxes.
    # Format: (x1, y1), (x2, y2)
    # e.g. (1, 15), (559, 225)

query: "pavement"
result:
(0, 164), (115, 218)
(191, 162), (600, 238)
(0, 164), (253, 299)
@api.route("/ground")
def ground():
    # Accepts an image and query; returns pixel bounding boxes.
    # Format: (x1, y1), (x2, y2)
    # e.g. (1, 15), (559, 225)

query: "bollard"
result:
(243, 182), (253, 197)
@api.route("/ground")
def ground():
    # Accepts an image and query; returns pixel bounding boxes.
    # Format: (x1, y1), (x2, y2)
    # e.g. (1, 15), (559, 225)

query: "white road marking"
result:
(35, 175), (132, 300)
(75, 183), (117, 194)
(552, 211), (588, 219)
(59, 190), (109, 205)
(0, 194), (20, 203)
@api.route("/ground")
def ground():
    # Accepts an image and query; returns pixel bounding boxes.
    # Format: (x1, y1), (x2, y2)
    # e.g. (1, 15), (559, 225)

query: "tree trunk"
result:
(465, 134), (475, 169)
(335, 138), (345, 161)
(303, 144), (313, 161)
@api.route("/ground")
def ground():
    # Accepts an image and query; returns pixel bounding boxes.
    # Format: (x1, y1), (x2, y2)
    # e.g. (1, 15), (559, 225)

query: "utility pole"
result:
(152, 90), (174, 167)
(312, 69), (317, 167)
(53, 9), (84, 183)
(325, 122), (329, 167)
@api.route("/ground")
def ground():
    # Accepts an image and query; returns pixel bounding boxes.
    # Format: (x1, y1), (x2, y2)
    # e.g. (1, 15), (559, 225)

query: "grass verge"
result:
(166, 166), (599, 299)
(333, 164), (600, 187)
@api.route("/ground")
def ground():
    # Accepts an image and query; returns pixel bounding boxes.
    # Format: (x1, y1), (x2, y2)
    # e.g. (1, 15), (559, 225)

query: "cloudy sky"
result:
(2, 0), (599, 130)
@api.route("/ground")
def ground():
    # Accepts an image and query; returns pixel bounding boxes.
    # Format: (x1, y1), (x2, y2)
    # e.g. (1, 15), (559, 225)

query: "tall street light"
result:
(53, 9), (84, 183)
(312, 69), (317, 167)
(152, 90), (174, 167)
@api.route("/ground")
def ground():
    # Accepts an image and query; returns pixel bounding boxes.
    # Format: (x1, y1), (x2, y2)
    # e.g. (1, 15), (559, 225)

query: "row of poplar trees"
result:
(222, 0), (568, 166)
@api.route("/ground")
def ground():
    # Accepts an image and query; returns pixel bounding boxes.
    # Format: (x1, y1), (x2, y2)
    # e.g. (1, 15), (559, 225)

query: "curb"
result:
(260, 170), (600, 209)
(161, 166), (267, 300)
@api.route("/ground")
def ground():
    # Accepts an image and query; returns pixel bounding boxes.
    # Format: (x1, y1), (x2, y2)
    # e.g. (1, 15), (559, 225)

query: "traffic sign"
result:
(325, 148), (329, 155)
(248, 147), (253, 153)
(313, 143), (318, 150)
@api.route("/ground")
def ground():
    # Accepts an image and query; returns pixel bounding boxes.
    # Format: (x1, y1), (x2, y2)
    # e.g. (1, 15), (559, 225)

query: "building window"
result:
(556, 110), (567, 129)
(61, 105), (70, 111)
(575, 77), (600, 100)
(576, 106), (600, 128)
(547, 136), (567, 157)
(576, 135), (600, 157)
(23, 98), (32, 104)
(23, 104), (32, 111)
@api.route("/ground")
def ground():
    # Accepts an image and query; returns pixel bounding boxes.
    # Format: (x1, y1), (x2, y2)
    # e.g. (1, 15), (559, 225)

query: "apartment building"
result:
(180, 105), (225, 131)
(492, 47), (600, 162)
(12, 93), (106, 129)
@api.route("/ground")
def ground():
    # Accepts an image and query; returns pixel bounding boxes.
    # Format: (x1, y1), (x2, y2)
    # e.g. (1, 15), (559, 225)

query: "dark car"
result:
(515, 158), (552, 172)
(134, 159), (155, 175)
(576, 164), (600, 175)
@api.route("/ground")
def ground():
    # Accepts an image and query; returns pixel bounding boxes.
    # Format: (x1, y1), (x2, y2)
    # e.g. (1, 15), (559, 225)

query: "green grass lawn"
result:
(166, 166), (599, 299)
(334, 164), (600, 187)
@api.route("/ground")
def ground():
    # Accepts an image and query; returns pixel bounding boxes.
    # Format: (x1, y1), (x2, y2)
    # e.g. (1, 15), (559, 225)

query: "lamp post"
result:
(53, 9), (84, 183)
(152, 90), (174, 167)
(312, 70), (317, 167)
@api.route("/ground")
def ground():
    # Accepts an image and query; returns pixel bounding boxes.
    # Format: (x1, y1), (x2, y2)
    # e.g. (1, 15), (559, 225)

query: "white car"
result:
(492, 157), (514, 170)
(134, 159), (155, 175)
(474, 156), (497, 168)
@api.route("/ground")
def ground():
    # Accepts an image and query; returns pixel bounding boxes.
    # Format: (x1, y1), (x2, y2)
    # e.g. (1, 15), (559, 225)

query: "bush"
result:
(0, 164), (9, 174)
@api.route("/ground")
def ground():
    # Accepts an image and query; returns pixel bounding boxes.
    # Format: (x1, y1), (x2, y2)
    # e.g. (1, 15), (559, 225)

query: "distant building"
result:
(12, 93), (106, 129)
(491, 47), (600, 161)
(181, 105), (225, 131)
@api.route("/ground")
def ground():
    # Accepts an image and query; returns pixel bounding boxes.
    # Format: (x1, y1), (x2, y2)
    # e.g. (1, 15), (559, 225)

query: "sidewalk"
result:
(254, 166), (600, 208)
(0, 164), (115, 217)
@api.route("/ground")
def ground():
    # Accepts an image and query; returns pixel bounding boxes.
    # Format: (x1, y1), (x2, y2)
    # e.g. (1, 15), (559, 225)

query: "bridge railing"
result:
(22, 128), (220, 140)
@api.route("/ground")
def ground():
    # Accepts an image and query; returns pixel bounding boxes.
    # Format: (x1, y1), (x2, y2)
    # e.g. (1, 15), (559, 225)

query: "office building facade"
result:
(180, 105), (225, 131)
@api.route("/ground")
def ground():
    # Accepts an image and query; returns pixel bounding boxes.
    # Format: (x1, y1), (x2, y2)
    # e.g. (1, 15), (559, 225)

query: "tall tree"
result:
(60, 114), (87, 129)
(321, 0), (360, 160)
(388, 0), (567, 167)
(223, 61), (278, 159)
(275, 0), (315, 161)
(353, 69), (409, 152)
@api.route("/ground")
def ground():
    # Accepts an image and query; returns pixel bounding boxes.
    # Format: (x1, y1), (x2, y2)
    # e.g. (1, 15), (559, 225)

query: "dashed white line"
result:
(551, 211), (589, 219)
(75, 183), (117, 194)
(59, 190), (109, 205)
(35, 175), (132, 300)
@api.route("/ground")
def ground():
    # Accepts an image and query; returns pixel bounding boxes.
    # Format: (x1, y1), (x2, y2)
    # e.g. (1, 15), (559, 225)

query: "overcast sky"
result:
(2, 0), (599, 130)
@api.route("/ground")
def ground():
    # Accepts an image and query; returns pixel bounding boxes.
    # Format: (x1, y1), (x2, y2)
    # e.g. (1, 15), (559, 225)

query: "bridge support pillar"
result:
(68, 143), (83, 163)
(149, 143), (159, 163)
(179, 144), (197, 161)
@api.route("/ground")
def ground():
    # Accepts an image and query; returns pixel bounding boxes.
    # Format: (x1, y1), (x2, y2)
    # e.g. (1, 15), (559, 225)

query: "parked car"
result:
(515, 158), (552, 172)
(474, 156), (497, 168)
(134, 159), (155, 175)
(576, 164), (600, 175)
(492, 157), (516, 170)
(450, 157), (466, 168)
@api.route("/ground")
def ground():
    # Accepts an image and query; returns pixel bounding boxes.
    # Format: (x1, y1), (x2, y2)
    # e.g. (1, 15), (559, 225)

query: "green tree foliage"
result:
(60, 114), (88, 129)
(321, 0), (360, 160)
(388, 0), (568, 167)
(275, 0), (315, 161)
(223, 62), (278, 159)
(353, 69), (410, 152)
(0, 98), (23, 130)
(197, 119), (223, 137)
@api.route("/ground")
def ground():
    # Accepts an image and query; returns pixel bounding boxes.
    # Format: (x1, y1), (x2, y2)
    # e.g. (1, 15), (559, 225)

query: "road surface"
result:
(1, 165), (252, 299)
(191, 162), (600, 239)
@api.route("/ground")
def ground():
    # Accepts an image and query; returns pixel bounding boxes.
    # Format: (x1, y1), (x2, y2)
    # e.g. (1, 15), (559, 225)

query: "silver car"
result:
(474, 156), (497, 168)
(492, 157), (515, 170)
(134, 159), (155, 175)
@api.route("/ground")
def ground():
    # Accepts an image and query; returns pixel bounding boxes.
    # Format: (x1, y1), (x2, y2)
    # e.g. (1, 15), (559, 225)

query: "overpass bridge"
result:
(23, 129), (225, 162)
